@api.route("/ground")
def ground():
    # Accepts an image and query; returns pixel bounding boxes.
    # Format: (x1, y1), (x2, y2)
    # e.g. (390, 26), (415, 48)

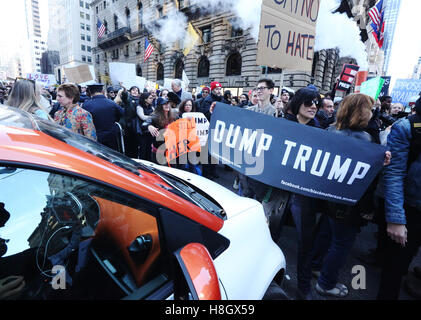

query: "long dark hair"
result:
(153, 102), (176, 128)
(139, 92), (152, 108)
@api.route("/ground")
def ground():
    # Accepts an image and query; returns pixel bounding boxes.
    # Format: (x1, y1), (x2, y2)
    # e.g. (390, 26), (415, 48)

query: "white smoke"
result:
(315, 0), (368, 70)
(192, 0), (263, 41)
(143, 0), (263, 47)
(143, 8), (188, 46)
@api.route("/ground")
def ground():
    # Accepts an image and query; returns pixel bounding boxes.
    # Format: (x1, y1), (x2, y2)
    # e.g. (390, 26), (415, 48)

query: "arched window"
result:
(226, 52), (242, 76)
(174, 58), (184, 80)
(104, 20), (108, 34)
(136, 64), (142, 77)
(197, 56), (210, 78)
(157, 63), (164, 80)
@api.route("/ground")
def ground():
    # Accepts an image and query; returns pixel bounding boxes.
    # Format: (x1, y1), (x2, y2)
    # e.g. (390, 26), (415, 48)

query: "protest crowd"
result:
(1, 74), (421, 301)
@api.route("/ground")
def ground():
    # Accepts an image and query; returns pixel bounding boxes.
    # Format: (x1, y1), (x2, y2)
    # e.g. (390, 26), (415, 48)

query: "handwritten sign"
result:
(182, 112), (210, 146)
(256, 0), (320, 72)
(26, 73), (56, 86)
(164, 118), (201, 164)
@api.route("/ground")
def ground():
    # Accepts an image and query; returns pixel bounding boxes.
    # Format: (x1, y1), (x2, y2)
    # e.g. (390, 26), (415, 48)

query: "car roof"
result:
(0, 106), (223, 232)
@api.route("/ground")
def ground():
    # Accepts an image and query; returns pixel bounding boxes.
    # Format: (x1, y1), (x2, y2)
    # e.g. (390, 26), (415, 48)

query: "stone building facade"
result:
(91, 0), (366, 96)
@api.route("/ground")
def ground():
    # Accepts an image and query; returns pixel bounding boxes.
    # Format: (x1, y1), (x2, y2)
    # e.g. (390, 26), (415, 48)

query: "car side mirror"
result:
(174, 243), (221, 300)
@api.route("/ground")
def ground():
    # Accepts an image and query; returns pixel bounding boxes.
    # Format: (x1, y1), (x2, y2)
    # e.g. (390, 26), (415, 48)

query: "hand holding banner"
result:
(208, 103), (386, 205)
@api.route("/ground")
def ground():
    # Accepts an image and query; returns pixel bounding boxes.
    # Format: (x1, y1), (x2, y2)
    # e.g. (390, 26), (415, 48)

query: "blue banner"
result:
(208, 103), (386, 205)
(391, 79), (421, 105)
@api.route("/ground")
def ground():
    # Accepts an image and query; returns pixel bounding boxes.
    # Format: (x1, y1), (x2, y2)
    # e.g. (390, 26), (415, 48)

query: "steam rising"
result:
(315, 0), (368, 70)
(142, 0), (263, 47)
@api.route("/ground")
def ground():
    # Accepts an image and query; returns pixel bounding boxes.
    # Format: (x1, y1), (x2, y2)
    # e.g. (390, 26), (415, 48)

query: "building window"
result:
(103, 1), (106, 9)
(86, 24), (91, 31)
(96, 6), (99, 14)
(87, 56), (92, 63)
(114, 14), (118, 30)
(125, 7), (130, 29)
(80, 23), (85, 30)
(86, 14), (90, 20)
(80, 0), (84, 7)
(87, 46), (92, 52)
(82, 55), (86, 62)
(226, 52), (242, 76)
(138, 2), (143, 28)
(200, 26), (211, 43)
(231, 26), (243, 38)
(124, 45), (129, 56)
(197, 56), (210, 78)
(81, 34), (85, 41)
(80, 12), (84, 19)
(157, 63), (164, 80)
(81, 45), (86, 51)
(85, 2), (89, 9)
(157, 7), (163, 18)
(87, 35), (91, 41)
(174, 58), (184, 80)
(136, 64), (142, 77)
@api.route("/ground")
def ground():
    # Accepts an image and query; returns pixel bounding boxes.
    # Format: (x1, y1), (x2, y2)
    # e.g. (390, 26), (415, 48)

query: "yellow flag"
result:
(183, 23), (200, 56)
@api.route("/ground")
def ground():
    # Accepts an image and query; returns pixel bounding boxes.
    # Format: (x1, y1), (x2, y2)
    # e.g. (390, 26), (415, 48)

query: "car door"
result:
(0, 164), (228, 300)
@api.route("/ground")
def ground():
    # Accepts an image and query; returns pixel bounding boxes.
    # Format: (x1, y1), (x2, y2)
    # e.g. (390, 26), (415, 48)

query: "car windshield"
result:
(36, 118), (145, 176)
(0, 106), (225, 219)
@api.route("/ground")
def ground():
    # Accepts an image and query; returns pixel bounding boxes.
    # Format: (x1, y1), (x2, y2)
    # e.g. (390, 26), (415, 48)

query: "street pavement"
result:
(211, 164), (421, 300)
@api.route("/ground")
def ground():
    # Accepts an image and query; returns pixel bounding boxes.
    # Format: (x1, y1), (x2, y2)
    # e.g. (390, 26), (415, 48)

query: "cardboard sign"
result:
(336, 64), (360, 92)
(164, 118), (201, 164)
(182, 112), (210, 146)
(208, 103), (386, 205)
(360, 77), (385, 100)
(256, 0), (320, 72)
(391, 79), (421, 105)
(63, 64), (93, 84)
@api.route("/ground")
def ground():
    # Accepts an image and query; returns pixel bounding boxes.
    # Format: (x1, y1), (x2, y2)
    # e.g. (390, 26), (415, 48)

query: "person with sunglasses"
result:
(284, 88), (324, 299)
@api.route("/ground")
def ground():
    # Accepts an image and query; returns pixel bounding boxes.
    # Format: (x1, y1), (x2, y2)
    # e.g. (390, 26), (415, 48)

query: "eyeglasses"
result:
(255, 86), (269, 92)
(303, 99), (318, 107)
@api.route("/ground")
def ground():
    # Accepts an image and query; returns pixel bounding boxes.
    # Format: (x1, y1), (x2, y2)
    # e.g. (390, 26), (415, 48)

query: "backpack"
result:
(408, 113), (421, 167)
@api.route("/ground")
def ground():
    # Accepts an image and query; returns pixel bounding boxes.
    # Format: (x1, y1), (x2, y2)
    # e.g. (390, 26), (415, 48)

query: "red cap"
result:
(202, 86), (210, 92)
(210, 82), (222, 92)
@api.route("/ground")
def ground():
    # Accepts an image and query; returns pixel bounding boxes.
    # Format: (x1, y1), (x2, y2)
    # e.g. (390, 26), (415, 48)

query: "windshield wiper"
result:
(148, 168), (206, 210)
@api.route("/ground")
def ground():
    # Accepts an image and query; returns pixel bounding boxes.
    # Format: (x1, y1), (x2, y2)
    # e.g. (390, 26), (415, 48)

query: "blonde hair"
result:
(7, 80), (52, 120)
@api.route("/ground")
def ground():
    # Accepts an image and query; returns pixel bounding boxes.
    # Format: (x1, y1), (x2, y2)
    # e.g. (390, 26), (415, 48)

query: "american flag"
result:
(144, 38), (154, 63)
(368, 0), (385, 48)
(97, 19), (106, 38)
(368, 0), (384, 26)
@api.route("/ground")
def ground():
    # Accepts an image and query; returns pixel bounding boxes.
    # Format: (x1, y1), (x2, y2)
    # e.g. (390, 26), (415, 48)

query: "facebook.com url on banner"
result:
(281, 180), (357, 204)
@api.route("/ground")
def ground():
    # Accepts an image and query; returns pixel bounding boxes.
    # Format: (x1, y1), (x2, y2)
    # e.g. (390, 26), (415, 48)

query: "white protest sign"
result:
(27, 73), (57, 86)
(182, 112), (209, 146)
(256, 0), (320, 72)
(164, 78), (186, 91)
(109, 62), (138, 88)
